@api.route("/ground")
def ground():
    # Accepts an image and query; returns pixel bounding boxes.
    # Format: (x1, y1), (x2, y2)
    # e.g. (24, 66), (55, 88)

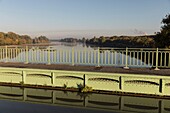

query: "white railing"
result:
(0, 46), (170, 69)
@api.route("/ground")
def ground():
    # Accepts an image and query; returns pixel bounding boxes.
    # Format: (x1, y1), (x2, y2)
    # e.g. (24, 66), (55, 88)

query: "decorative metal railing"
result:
(0, 46), (170, 69)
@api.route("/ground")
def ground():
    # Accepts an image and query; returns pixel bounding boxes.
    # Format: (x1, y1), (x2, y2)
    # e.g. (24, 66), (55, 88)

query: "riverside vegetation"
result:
(60, 14), (170, 48)
(0, 32), (49, 45)
(87, 14), (170, 48)
(86, 35), (155, 48)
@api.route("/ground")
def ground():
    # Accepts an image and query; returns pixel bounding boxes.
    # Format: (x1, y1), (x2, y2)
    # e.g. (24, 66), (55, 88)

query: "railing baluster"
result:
(164, 52), (166, 67)
(121, 51), (124, 65)
(72, 47), (74, 66)
(5, 46), (8, 62)
(84, 49), (86, 64)
(161, 52), (163, 67)
(105, 51), (107, 65)
(61, 50), (63, 63)
(144, 51), (146, 66)
(148, 51), (150, 66)
(97, 47), (100, 67)
(87, 51), (89, 64)
(42, 49), (44, 63)
(9, 47), (11, 61)
(78, 50), (80, 64)
(67, 50), (69, 63)
(124, 47), (129, 69)
(169, 52), (170, 68)
(129, 51), (131, 66)
(114, 51), (117, 65)
(108, 51), (110, 65)
(0, 49), (1, 60)
(152, 51), (154, 66)
(103, 51), (105, 65)
(140, 51), (143, 66)
(47, 47), (51, 65)
(155, 48), (160, 70)
(137, 51), (139, 66)
(25, 46), (28, 64)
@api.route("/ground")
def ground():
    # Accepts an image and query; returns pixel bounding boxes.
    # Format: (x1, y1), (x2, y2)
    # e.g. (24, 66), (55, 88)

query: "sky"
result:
(0, 0), (170, 39)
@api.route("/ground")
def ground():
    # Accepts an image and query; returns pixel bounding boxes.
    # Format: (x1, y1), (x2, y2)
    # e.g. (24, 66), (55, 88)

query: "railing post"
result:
(159, 79), (165, 95)
(155, 48), (160, 70)
(22, 71), (26, 84)
(119, 76), (124, 91)
(124, 47), (129, 69)
(51, 72), (55, 87)
(97, 47), (100, 67)
(72, 47), (74, 66)
(25, 46), (29, 64)
(15, 46), (18, 62)
(83, 74), (88, 87)
(5, 46), (8, 63)
(47, 47), (51, 65)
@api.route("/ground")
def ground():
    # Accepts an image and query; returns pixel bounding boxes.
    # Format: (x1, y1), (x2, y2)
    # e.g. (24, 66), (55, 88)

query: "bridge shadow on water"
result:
(0, 85), (169, 113)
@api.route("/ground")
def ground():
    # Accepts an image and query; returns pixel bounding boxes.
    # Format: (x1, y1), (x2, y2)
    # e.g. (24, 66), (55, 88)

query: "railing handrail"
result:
(1, 45), (170, 50)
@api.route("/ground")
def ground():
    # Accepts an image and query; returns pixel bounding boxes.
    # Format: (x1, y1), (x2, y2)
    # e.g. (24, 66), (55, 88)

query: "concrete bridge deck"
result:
(0, 62), (170, 76)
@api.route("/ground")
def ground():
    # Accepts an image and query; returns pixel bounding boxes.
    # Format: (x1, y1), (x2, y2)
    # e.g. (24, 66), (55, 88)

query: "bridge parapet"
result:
(0, 67), (170, 96)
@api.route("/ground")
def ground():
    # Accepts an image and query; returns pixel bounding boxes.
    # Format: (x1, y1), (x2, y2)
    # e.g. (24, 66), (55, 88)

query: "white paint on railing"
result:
(0, 46), (170, 68)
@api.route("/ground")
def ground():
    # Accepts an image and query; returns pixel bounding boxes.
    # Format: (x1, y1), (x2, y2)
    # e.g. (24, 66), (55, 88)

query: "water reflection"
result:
(0, 85), (170, 113)
(0, 42), (151, 67)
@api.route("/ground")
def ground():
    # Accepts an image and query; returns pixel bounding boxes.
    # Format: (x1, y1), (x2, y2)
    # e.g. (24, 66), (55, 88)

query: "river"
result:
(2, 41), (151, 67)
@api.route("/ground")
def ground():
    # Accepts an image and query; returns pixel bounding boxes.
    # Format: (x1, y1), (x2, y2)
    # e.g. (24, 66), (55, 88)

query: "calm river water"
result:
(4, 41), (150, 67)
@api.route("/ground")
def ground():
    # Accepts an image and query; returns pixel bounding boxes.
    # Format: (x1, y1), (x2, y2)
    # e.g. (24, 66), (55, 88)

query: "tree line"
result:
(85, 14), (170, 48)
(0, 32), (49, 45)
(86, 35), (155, 48)
(59, 37), (86, 43)
(59, 14), (170, 48)
(154, 14), (170, 48)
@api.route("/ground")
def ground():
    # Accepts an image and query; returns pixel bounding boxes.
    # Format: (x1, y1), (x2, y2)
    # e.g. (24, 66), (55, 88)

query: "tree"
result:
(155, 14), (170, 48)
(99, 36), (106, 44)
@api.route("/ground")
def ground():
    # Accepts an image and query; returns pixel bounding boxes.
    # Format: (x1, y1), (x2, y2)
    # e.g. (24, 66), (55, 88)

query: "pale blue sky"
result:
(0, 0), (169, 39)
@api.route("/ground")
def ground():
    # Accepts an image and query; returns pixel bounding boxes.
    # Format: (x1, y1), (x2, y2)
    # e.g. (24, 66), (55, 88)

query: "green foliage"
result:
(33, 36), (49, 44)
(155, 14), (170, 48)
(59, 37), (87, 43)
(86, 35), (155, 48)
(81, 85), (93, 93)
(60, 38), (78, 43)
(0, 32), (49, 45)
